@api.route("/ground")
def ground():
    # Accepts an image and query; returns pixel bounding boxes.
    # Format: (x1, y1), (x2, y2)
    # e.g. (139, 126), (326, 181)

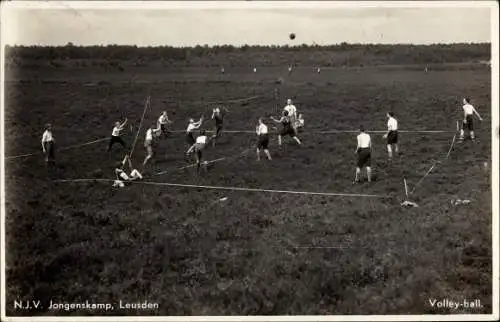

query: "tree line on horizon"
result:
(4, 43), (491, 67)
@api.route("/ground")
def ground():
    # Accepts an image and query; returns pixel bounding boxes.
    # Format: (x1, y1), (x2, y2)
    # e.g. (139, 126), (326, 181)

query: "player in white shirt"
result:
(143, 123), (162, 166)
(187, 130), (211, 172)
(41, 123), (55, 163)
(114, 155), (143, 187)
(283, 99), (298, 128)
(271, 110), (302, 147)
(157, 111), (172, 138)
(256, 118), (272, 161)
(383, 112), (398, 160)
(107, 118), (128, 152)
(354, 126), (372, 183)
(186, 117), (203, 145)
(460, 97), (483, 141)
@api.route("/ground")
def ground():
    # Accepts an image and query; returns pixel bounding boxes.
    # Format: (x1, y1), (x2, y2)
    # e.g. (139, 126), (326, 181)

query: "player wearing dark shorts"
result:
(463, 114), (474, 131)
(211, 106), (227, 146)
(256, 118), (272, 161)
(383, 112), (399, 160)
(271, 111), (302, 147)
(157, 111), (172, 138)
(460, 97), (483, 141)
(189, 131), (210, 172)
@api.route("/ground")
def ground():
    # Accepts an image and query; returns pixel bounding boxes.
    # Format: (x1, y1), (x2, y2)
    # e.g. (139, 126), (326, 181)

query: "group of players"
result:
(40, 96), (482, 186)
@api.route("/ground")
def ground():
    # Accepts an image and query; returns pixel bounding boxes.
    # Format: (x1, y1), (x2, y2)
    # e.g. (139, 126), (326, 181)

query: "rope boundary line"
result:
(53, 178), (392, 199)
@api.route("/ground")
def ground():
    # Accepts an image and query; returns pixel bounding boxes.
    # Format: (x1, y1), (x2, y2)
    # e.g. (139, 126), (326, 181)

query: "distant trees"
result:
(4, 43), (491, 68)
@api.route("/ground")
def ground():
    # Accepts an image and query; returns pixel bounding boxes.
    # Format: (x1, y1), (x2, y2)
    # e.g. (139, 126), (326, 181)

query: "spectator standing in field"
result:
(460, 97), (483, 142)
(283, 98), (298, 128)
(143, 123), (161, 166)
(271, 110), (302, 147)
(256, 118), (272, 161)
(41, 123), (55, 164)
(157, 111), (172, 138)
(383, 112), (399, 161)
(354, 126), (372, 184)
(107, 118), (128, 152)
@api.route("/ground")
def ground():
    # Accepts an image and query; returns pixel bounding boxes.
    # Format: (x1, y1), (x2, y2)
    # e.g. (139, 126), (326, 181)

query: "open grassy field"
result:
(3, 63), (492, 316)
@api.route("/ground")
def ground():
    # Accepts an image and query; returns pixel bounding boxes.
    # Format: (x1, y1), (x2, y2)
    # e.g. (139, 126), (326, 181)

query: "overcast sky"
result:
(1, 1), (495, 46)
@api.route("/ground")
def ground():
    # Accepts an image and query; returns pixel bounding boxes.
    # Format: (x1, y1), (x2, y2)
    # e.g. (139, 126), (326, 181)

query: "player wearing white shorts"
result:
(185, 117), (203, 157)
(354, 126), (372, 183)
(460, 97), (483, 141)
(256, 118), (272, 161)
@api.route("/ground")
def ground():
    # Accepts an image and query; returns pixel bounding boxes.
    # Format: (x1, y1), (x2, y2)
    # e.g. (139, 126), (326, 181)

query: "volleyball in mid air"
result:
(289, 33), (296, 40)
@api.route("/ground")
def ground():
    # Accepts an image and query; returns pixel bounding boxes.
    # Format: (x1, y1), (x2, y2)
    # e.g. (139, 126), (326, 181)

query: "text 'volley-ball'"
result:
(289, 33), (296, 40)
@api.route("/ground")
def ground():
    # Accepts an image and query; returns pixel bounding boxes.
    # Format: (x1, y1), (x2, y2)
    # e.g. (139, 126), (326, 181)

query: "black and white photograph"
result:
(1, 0), (498, 320)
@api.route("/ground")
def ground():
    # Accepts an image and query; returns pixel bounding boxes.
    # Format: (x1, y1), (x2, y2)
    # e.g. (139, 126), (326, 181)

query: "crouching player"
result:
(354, 126), (372, 184)
(113, 155), (143, 187)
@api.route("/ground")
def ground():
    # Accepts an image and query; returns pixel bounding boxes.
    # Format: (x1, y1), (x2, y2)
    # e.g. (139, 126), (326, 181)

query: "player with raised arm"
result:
(211, 105), (227, 146)
(157, 111), (172, 138)
(383, 112), (398, 161)
(186, 117), (203, 145)
(354, 126), (372, 184)
(271, 110), (302, 147)
(41, 123), (55, 164)
(256, 118), (272, 161)
(107, 118), (128, 152)
(142, 123), (162, 166)
(460, 97), (483, 141)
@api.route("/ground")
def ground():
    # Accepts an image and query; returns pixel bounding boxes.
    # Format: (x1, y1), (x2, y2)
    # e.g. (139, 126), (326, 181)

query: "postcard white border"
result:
(0, 1), (498, 322)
